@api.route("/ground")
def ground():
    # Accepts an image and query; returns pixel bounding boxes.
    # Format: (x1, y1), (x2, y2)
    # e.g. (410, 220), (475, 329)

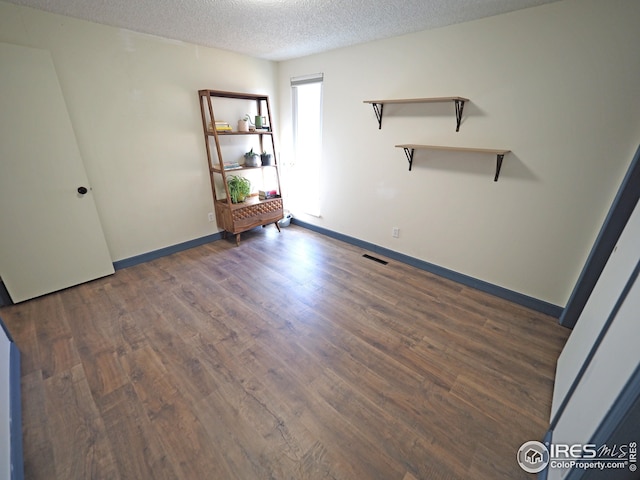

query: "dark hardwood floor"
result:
(1, 224), (570, 479)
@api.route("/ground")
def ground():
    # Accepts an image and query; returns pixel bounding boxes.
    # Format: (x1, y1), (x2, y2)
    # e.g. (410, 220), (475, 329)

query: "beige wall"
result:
(1, 0), (639, 307)
(0, 1), (277, 261)
(277, 0), (640, 306)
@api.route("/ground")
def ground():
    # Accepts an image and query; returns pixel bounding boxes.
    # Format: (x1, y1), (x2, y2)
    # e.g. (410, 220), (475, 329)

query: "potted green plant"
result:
(227, 175), (251, 203)
(237, 115), (250, 133)
(260, 150), (273, 166)
(244, 148), (261, 167)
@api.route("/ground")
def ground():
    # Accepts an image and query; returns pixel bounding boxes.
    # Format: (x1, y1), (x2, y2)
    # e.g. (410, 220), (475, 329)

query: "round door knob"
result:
(77, 186), (88, 195)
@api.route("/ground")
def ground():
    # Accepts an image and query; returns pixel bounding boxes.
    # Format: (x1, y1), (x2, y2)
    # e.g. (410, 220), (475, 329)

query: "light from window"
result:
(291, 73), (323, 217)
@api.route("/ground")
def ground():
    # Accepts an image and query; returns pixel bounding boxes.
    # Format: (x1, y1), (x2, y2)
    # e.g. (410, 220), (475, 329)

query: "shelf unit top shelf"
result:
(364, 96), (468, 131)
(395, 144), (510, 181)
(199, 89), (269, 101)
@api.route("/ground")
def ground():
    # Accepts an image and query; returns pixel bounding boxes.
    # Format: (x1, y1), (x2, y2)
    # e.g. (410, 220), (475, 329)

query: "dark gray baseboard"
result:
(0, 232), (224, 307)
(4, 223), (563, 318)
(291, 218), (564, 318)
(113, 232), (223, 270)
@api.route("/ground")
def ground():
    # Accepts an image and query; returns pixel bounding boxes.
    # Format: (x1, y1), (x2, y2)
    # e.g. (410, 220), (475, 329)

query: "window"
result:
(291, 73), (323, 216)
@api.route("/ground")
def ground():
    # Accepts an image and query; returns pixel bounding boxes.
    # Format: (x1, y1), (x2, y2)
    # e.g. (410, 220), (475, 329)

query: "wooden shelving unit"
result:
(396, 144), (510, 181)
(199, 89), (283, 245)
(363, 97), (468, 131)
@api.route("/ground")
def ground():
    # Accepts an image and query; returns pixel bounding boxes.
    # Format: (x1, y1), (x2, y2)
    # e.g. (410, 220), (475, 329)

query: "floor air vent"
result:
(362, 254), (388, 265)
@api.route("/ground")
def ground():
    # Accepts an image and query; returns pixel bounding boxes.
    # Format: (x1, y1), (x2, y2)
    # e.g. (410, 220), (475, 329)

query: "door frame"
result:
(559, 144), (640, 328)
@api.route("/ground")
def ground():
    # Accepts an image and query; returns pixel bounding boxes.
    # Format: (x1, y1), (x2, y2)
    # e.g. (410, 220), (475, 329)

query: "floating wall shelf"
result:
(395, 144), (510, 181)
(363, 97), (468, 131)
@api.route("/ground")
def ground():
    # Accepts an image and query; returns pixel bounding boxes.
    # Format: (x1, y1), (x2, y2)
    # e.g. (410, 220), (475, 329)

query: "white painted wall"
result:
(0, 1), (277, 261)
(277, 0), (640, 306)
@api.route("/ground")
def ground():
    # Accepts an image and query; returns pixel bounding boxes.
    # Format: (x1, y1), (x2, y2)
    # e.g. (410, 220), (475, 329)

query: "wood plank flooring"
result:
(1, 224), (570, 479)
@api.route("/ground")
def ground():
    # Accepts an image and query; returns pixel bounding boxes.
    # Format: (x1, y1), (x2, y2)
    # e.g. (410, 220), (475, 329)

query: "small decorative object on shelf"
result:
(254, 115), (267, 129)
(213, 121), (232, 132)
(244, 148), (261, 167)
(238, 115), (250, 133)
(259, 189), (279, 200)
(199, 89), (283, 245)
(261, 151), (273, 166)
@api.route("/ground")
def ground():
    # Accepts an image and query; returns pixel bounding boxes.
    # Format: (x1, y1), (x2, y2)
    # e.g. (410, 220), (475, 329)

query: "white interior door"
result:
(0, 42), (114, 303)
(551, 201), (640, 420)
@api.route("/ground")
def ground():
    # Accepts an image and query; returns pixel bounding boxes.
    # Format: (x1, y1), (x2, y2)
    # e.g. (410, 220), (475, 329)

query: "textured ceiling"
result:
(7, 0), (561, 61)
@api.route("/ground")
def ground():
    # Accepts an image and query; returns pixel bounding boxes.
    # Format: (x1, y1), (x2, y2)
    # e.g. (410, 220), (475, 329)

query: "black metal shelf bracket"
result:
(371, 103), (384, 129)
(402, 148), (415, 171)
(494, 154), (505, 182)
(454, 99), (465, 132)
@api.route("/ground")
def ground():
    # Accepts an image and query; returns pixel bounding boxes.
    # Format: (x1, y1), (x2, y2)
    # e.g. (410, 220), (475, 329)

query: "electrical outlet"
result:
(208, 212), (215, 222)
(392, 227), (400, 238)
